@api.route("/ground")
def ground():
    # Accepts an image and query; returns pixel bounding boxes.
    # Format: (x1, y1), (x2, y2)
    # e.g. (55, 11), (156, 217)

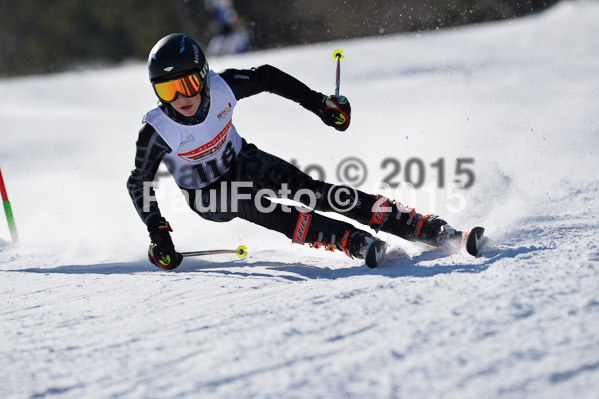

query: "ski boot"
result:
(368, 199), (461, 245)
(372, 200), (484, 256)
(293, 212), (387, 268)
(343, 230), (388, 269)
(306, 229), (388, 268)
(411, 218), (485, 256)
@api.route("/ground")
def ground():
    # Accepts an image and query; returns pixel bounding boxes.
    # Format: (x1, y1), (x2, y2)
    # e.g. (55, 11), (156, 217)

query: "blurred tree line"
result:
(0, 0), (559, 77)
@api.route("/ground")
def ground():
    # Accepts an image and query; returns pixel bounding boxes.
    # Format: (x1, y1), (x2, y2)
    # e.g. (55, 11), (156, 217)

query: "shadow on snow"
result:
(3, 241), (552, 280)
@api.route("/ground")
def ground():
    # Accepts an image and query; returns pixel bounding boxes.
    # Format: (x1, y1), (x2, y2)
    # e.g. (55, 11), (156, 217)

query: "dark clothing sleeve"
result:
(126, 123), (172, 235)
(219, 64), (323, 111)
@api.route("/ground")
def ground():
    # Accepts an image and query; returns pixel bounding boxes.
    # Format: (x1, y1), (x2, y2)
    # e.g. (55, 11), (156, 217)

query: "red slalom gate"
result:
(0, 167), (18, 244)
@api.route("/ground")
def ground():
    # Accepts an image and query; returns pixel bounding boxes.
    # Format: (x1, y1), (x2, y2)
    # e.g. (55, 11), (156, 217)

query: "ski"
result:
(462, 226), (485, 257)
(364, 239), (388, 269)
(364, 227), (485, 268)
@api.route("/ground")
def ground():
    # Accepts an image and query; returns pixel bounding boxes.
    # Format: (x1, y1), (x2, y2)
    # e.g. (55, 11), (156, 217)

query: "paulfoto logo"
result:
(144, 178), (470, 217)
(290, 157), (476, 190)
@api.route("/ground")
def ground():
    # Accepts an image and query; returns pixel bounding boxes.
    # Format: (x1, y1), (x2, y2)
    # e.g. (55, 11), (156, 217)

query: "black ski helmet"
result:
(148, 34), (211, 118)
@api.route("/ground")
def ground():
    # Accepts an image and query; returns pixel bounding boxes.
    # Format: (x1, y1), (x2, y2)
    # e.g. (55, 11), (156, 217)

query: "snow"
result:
(1, 1), (599, 398)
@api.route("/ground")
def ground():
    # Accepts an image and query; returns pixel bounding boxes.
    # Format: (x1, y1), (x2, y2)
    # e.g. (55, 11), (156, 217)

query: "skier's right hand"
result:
(148, 218), (183, 270)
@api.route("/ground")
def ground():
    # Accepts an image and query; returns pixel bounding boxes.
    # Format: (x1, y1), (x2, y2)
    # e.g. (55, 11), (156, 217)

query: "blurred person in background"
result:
(205, 0), (250, 56)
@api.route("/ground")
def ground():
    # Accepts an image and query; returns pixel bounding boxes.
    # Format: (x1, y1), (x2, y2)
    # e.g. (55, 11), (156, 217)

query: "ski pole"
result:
(0, 167), (18, 244)
(181, 245), (248, 259)
(332, 49), (345, 95)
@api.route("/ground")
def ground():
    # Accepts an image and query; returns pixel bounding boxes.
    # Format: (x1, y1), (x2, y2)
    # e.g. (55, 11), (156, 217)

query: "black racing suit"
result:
(127, 65), (446, 258)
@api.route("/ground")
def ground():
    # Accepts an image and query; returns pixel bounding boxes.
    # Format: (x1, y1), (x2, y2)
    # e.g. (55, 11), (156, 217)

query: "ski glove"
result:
(314, 94), (351, 131)
(148, 218), (183, 270)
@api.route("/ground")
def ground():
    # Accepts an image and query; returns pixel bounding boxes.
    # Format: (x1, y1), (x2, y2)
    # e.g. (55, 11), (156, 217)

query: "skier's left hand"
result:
(314, 94), (351, 131)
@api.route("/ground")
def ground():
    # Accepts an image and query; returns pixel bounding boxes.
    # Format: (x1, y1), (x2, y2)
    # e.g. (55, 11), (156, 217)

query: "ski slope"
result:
(1, 1), (598, 398)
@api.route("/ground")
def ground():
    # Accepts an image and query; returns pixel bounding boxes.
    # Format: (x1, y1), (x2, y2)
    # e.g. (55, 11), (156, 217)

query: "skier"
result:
(127, 33), (467, 270)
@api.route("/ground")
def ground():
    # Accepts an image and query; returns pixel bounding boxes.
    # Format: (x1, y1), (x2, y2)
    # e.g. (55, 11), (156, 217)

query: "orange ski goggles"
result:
(153, 73), (202, 103)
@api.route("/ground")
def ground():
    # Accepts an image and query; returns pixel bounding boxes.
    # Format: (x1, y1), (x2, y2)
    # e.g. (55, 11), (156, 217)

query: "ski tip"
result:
(236, 245), (248, 259)
(365, 240), (388, 269)
(465, 227), (485, 257)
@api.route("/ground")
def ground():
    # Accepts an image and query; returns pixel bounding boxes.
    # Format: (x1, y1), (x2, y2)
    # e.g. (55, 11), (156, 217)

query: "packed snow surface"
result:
(1, 2), (598, 398)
